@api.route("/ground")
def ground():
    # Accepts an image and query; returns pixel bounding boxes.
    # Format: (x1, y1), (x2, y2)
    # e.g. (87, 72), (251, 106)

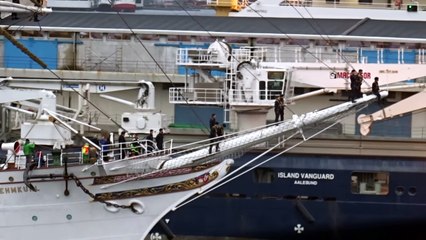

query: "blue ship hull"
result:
(153, 151), (426, 239)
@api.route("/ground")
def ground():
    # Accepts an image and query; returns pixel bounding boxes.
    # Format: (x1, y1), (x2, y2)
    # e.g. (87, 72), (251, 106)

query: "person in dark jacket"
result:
(209, 113), (217, 128)
(99, 133), (111, 162)
(118, 130), (126, 159)
(155, 128), (164, 152)
(145, 129), (155, 153)
(349, 69), (358, 103)
(215, 123), (226, 152)
(209, 122), (218, 154)
(372, 77), (381, 101)
(274, 94), (284, 122)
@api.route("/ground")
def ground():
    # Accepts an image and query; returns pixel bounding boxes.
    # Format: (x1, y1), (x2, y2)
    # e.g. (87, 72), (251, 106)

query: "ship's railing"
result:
(228, 89), (281, 104)
(176, 45), (426, 68)
(98, 138), (174, 162)
(169, 87), (281, 105)
(9, 151), (83, 169)
(169, 87), (225, 105)
(176, 48), (230, 67)
(0, 137), (176, 170)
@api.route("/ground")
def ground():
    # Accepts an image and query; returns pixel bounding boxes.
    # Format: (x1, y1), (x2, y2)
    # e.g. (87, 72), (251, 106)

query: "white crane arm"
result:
(357, 90), (426, 136)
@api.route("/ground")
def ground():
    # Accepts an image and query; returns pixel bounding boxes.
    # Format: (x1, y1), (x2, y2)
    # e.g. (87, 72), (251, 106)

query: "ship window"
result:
(254, 168), (275, 183)
(267, 81), (284, 100)
(267, 71), (285, 80)
(351, 172), (389, 195)
(259, 81), (266, 100)
(268, 80), (283, 90)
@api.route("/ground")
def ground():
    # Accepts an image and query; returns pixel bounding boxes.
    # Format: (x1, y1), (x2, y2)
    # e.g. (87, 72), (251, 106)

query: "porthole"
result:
(90, 171), (96, 177)
(66, 214), (72, 220)
(8, 176), (14, 182)
(395, 186), (404, 196)
(32, 216), (38, 221)
(408, 186), (417, 196)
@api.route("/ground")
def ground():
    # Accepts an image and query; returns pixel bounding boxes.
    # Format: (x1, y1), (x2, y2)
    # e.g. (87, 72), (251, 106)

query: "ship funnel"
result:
(1, 141), (20, 154)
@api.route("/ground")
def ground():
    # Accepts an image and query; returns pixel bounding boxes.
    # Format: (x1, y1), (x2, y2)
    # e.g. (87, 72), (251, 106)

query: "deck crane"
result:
(99, 80), (170, 134)
(0, 77), (169, 143)
(0, 83), (72, 148)
(357, 87), (426, 136)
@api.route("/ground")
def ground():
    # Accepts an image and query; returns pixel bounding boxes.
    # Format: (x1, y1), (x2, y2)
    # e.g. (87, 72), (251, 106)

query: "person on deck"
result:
(372, 77), (381, 102)
(216, 123), (226, 152)
(145, 129), (155, 153)
(81, 143), (90, 163)
(349, 69), (358, 103)
(356, 69), (364, 99)
(130, 135), (141, 156)
(118, 130), (127, 159)
(155, 128), (164, 153)
(23, 139), (35, 168)
(209, 113), (217, 128)
(99, 134), (111, 162)
(209, 122), (218, 154)
(274, 94), (285, 122)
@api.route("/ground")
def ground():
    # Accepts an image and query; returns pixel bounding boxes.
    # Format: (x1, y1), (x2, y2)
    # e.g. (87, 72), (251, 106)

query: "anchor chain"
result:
(68, 173), (133, 210)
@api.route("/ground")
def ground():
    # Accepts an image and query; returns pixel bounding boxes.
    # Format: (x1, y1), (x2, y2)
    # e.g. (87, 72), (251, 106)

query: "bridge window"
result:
(259, 80), (283, 100)
(351, 172), (389, 195)
(267, 71), (285, 80)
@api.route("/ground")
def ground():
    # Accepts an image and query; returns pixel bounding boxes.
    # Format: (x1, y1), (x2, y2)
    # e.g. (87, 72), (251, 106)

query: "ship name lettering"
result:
(300, 173), (334, 180)
(0, 186), (34, 194)
(333, 71), (371, 79)
(294, 180), (318, 185)
(277, 172), (300, 179)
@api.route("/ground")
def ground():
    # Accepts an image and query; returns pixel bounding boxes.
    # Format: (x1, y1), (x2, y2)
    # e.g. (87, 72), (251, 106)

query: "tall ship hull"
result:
(0, 156), (233, 240)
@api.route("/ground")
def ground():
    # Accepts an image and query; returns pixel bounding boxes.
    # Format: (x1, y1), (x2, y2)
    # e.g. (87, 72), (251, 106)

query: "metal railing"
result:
(169, 87), (225, 105)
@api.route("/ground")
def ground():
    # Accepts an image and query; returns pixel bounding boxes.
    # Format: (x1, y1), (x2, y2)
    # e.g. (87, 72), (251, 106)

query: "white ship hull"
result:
(0, 160), (232, 240)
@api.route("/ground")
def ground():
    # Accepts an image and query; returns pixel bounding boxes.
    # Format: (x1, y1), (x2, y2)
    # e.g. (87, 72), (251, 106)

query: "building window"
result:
(351, 172), (389, 195)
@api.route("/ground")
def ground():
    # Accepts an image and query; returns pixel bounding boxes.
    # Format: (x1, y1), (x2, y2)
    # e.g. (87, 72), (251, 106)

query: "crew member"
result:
(274, 94), (284, 122)
(23, 139), (35, 168)
(372, 77), (381, 101)
(82, 143), (90, 163)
